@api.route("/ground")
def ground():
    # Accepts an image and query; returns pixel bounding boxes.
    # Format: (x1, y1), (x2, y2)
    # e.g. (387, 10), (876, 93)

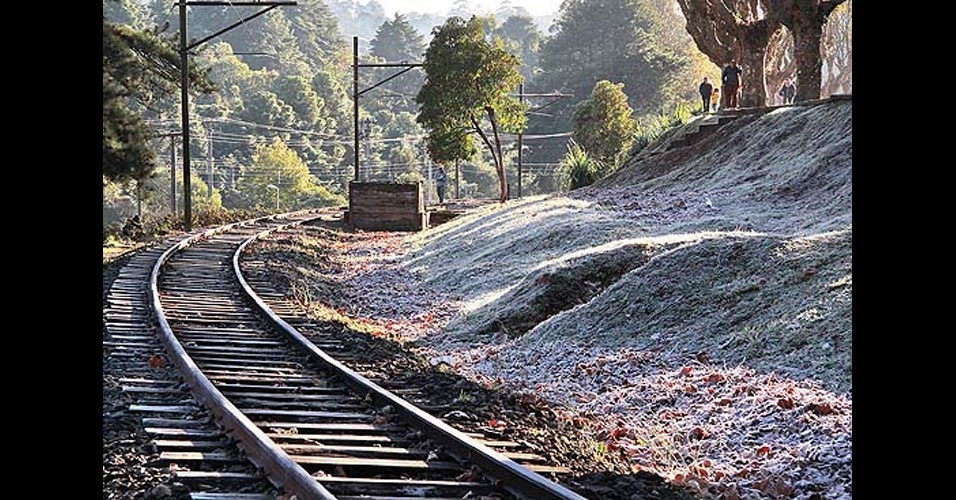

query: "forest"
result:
(103, 0), (851, 239)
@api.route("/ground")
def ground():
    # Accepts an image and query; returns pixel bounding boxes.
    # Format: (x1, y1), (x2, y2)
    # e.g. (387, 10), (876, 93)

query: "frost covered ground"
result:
(264, 99), (852, 499)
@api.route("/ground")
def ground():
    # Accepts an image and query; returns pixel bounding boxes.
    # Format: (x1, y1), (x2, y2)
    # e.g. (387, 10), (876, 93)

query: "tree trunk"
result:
(738, 21), (775, 108)
(471, 113), (507, 203)
(793, 21), (823, 101)
(676, 0), (779, 108)
(487, 106), (508, 203)
(767, 0), (846, 102)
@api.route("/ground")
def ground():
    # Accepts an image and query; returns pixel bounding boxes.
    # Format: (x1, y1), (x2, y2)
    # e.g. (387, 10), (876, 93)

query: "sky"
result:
(374, 0), (562, 17)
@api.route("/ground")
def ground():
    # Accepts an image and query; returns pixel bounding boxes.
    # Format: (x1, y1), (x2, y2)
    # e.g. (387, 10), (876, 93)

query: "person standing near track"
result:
(721, 59), (743, 109)
(698, 76), (713, 113)
(434, 165), (448, 204)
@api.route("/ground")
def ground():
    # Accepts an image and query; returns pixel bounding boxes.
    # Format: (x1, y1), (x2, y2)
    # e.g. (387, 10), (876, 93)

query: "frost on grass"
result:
(389, 100), (852, 498)
(268, 100), (852, 499)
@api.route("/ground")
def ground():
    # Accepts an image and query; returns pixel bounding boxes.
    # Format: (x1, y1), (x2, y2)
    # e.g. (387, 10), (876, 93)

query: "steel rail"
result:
(148, 210), (337, 499)
(234, 221), (590, 500)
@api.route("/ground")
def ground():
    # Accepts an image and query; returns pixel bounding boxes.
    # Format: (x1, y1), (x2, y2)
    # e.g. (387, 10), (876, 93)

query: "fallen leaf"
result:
(689, 427), (709, 440)
(149, 354), (166, 369)
(809, 402), (835, 415)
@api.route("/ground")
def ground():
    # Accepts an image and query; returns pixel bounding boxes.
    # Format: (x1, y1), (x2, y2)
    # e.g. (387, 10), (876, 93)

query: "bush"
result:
(627, 106), (692, 157)
(560, 140), (605, 191)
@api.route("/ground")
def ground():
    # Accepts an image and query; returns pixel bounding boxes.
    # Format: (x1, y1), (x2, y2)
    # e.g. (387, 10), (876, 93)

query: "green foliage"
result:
(628, 106), (693, 155)
(495, 14), (543, 83)
(287, 0), (350, 68)
(371, 13), (426, 63)
(559, 140), (605, 191)
(367, 14), (428, 116)
(527, 0), (699, 167)
(103, 10), (214, 184)
(236, 138), (345, 211)
(571, 80), (637, 168)
(416, 16), (527, 201)
(536, 0), (686, 117)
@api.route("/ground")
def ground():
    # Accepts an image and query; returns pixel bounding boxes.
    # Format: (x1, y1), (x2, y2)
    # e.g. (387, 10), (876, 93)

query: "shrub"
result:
(560, 140), (605, 191)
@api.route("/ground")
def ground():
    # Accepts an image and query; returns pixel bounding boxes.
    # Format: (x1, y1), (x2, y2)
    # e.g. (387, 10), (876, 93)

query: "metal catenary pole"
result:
(177, 1), (296, 231)
(351, 36), (422, 185)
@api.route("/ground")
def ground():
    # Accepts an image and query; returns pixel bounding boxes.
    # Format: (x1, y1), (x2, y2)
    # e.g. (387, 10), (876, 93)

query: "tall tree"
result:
(369, 13), (427, 112)
(536, 0), (687, 125)
(675, 0), (779, 108)
(496, 14), (543, 83)
(287, 0), (349, 68)
(416, 16), (526, 203)
(237, 138), (344, 210)
(531, 0), (689, 166)
(764, 28), (796, 104)
(766, 0), (847, 101)
(371, 13), (426, 63)
(103, 15), (213, 183)
(571, 80), (637, 168)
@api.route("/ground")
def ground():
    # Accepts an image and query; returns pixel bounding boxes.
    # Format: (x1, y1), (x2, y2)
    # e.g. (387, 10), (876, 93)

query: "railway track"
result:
(104, 209), (590, 499)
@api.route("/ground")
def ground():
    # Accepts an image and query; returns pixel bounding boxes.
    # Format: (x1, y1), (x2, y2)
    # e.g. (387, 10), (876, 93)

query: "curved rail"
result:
(147, 209), (588, 499)
(149, 211), (335, 498)
(236, 224), (589, 500)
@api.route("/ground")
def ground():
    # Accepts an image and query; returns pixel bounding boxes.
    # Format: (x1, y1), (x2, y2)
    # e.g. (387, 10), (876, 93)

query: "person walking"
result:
(434, 166), (448, 204)
(698, 77), (713, 113)
(711, 87), (720, 112)
(781, 78), (796, 104)
(721, 59), (743, 109)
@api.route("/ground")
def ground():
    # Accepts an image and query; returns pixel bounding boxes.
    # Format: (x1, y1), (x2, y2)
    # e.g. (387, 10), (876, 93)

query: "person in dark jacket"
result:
(721, 59), (743, 109)
(779, 78), (796, 104)
(434, 166), (448, 204)
(698, 77), (713, 113)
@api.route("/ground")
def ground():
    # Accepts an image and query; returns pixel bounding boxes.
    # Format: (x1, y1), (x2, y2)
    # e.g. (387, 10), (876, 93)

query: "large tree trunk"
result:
(792, 21), (823, 101)
(765, 28), (797, 105)
(767, 0), (847, 101)
(676, 0), (780, 109)
(738, 20), (776, 108)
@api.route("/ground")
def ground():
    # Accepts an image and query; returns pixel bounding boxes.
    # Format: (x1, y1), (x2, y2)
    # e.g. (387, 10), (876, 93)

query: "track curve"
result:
(123, 209), (589, 499)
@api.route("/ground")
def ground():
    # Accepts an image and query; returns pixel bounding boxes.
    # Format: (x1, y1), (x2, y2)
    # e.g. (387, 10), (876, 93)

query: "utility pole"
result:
(151, 131), (183, 216)
(509, 89), (573, 198)
(170, 138), (177, 215)
(423, 140), (432, 204)
(351, 36), (422, 184)
(178, 0), (190, 229)
(177, 0), (296, 231)
(207, 122), (214, 198)
(517, 83), (523, 198)
(363, 118), (371, 182)
(454, 158), (460, 199)
(353, 36), (359, 181)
